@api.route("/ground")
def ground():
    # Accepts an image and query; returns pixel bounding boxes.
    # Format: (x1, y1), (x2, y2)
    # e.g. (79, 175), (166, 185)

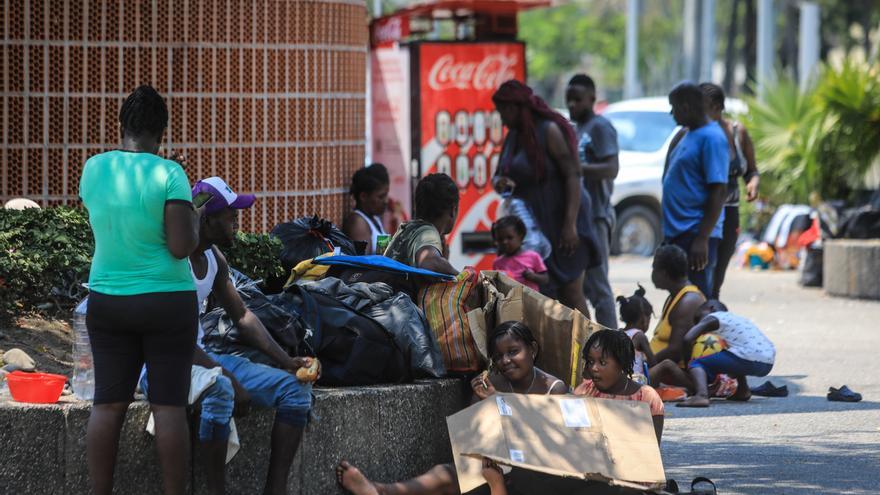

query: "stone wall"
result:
(0, 379), (468, 494)
(823, 239), (880, 300)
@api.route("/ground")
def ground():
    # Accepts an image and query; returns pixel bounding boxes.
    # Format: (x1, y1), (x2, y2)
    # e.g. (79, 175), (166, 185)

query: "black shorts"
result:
(87, 290), (198, 406)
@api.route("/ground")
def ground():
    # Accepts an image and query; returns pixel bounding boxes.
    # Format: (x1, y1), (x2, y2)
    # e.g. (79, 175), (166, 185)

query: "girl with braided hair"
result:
(575, 329), (665, 444)
(491, 80), (600, 319)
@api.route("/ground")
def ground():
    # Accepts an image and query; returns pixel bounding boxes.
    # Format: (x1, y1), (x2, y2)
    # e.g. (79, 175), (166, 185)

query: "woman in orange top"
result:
(574, 329), (665, 444)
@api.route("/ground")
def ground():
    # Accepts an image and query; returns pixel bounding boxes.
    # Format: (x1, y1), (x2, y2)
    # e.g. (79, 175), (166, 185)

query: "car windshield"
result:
(604, 111), (678, 153)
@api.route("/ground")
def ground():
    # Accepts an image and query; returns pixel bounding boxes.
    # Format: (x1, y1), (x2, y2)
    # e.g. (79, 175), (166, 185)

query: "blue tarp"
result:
(312, 255), (455, 281)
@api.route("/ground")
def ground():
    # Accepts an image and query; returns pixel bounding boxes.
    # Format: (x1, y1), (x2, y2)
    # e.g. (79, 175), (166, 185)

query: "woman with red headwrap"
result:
(491, 80), (600, 318)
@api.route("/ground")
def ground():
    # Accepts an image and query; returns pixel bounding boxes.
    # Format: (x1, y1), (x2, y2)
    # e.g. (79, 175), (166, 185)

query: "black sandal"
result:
(828, 385), (862, 402)
(751, 381), (789, 397)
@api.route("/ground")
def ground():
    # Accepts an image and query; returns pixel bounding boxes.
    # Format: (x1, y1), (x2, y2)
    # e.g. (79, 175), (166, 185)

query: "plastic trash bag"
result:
(498, 194), (553, 260)
(271, 215), (356, 272)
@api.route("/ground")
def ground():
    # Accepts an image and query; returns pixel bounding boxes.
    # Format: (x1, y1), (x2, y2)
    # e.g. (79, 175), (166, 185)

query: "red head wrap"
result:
(492, 80), (578, 180)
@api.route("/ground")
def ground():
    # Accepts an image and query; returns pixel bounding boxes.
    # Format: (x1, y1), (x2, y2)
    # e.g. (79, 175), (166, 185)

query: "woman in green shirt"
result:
(79, 86), (202, 495)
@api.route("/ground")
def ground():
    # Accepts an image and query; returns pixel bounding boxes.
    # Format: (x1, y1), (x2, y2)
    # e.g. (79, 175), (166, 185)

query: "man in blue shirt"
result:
(662, 82), (729, 297)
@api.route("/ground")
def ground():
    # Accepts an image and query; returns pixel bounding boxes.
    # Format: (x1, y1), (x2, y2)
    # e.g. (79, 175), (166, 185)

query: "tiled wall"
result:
(1, 0), (367, 231)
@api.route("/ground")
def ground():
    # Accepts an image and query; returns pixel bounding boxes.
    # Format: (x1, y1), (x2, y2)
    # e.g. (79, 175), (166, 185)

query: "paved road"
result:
(608, 256), (880, 495)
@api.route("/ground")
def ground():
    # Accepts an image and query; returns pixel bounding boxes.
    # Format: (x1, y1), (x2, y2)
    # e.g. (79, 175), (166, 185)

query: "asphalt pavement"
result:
(608, 256), (880, 495)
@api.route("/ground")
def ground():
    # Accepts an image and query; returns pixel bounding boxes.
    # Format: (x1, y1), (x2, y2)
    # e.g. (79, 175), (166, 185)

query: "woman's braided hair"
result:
(119, 85), (168, 138)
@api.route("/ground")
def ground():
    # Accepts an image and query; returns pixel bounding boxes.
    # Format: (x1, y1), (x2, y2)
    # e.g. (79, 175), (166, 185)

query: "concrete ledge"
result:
(823, 239), (880, 300)
(0, 379), (468, 494)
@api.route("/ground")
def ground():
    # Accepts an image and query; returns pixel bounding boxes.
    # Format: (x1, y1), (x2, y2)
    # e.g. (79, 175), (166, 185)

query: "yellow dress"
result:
(650, 285), (705, 360)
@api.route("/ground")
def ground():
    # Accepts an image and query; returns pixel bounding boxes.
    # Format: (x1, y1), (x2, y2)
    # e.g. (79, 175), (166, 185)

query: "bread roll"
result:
(296, 358), (320, 383)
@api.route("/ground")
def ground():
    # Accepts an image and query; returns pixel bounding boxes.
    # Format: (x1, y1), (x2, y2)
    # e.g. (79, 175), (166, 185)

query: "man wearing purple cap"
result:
(140, 177), (315, 495)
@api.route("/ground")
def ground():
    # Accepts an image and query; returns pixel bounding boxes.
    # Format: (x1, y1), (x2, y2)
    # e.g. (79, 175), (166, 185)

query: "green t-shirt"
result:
(384, 220), (444, 268)
(79, 150), (195, 296)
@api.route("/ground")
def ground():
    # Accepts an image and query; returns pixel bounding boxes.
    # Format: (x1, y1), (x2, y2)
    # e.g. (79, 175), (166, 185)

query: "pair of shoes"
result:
(827, 385), (862, 402)
(751, 381), (789, 397)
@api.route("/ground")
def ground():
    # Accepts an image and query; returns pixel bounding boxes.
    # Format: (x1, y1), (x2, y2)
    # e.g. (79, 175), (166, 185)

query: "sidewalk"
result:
(609, 256), (880, 494)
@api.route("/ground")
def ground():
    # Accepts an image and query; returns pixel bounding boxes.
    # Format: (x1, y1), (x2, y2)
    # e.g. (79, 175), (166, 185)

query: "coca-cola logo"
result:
(372, 16), (408, 45)
(427, 54), (519, 91)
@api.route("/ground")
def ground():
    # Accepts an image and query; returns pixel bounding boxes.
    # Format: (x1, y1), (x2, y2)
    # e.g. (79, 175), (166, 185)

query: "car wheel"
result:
(612, 205), (661, 256)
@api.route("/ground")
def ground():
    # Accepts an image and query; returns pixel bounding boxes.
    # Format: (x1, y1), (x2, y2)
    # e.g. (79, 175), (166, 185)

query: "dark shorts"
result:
(689, 350), (773, 382)
(87, 290), (198, 406)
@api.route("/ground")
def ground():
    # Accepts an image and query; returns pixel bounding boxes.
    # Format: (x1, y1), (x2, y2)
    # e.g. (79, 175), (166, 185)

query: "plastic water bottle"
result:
(72, 297), (95, 401)
(578, 133), (592, 163)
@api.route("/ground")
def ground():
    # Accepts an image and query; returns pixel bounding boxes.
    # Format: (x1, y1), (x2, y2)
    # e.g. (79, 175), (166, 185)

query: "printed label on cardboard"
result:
(560, 399), (591, 428)
(496, 396), (513, 416)
(509, 449), (525, 463)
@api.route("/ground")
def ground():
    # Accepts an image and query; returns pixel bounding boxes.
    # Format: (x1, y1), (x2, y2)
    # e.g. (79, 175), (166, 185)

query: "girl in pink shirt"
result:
(491, 216), (549, 291)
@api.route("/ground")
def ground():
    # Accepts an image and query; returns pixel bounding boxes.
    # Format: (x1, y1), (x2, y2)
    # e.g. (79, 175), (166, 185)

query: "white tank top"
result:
(191, 248), (219, 349)
(354, 209), (387, 254)
(624, 329), (649, 377)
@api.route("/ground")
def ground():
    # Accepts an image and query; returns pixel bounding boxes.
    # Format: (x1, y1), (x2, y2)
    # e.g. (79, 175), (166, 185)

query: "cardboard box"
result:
(471, 271), (606, 389)
(447, 393), (666, 493)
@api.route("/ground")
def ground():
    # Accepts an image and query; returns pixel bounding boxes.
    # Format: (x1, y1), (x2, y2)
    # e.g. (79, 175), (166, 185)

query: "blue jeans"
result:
(140, 354), (312, 442)
(689, 350), (773, 382)
(140, 367), (234, 443)
(210, 353), (312, 428)
(665, 232), (721, 298)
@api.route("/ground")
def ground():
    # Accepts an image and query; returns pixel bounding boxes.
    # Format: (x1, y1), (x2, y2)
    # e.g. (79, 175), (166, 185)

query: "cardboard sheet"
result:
(447, 393), (665, 493)
(479, 271), (606, 388)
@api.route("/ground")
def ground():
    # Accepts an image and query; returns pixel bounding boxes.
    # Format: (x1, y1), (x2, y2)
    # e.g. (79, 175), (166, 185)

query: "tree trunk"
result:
(743, 0), (756, 94)
(723, 0), (741, 94)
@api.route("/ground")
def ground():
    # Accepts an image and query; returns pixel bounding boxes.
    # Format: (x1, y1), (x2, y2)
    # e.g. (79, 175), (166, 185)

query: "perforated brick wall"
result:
(1, 0), (367, 231)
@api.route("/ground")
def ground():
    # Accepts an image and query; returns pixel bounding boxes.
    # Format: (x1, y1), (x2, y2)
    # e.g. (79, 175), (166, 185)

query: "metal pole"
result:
(756, 0), (775, 98)
(624, 0), (640, 99)
(799, 2), (820, 92)
(374, 0), (382, 18)
(700, 0), (716, 82)
(683, 0), (699, 81)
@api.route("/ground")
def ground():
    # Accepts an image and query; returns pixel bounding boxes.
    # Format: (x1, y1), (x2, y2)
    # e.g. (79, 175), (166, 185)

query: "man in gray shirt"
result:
(566, 74), (619, 329)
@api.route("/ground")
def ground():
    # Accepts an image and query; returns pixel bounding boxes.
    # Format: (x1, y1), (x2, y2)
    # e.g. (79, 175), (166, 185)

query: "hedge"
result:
(0, 207), (285, 321)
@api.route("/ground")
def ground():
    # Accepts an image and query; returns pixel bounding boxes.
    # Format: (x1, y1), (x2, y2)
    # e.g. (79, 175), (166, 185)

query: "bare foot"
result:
(677, 396), (710, 408)
(336, 461), (380, 495)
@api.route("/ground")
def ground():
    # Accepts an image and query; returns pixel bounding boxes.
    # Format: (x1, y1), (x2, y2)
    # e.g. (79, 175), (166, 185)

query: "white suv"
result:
(603, 97), (677, 256)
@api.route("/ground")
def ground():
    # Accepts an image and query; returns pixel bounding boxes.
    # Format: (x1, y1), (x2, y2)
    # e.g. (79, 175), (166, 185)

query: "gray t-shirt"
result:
(576, 115), (619, 223)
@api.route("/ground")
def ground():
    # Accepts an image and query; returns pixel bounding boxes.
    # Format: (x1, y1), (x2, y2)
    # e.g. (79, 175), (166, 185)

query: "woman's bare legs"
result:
(337, 462), (459, 495)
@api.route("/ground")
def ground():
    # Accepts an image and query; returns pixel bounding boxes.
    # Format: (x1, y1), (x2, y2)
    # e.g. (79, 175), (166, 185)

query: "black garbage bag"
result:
(201, 269), (308, 364)
(277, 281), (411, 386)
(799, 246), (823, 287)
(271, 215), (357, 272)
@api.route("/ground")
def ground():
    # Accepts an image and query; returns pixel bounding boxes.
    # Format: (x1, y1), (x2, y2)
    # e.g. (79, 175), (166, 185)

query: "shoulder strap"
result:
(545, 379), (565, 395)
(663, 285), (701, 319)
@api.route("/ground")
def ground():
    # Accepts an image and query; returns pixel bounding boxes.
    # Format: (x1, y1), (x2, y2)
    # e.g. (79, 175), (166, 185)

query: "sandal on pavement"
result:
(751, 381), (789, 397)
(827, 385), (862, 403)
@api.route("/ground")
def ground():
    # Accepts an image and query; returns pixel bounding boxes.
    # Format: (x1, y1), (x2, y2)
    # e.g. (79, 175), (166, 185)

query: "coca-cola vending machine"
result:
(371, 40), (526, 270)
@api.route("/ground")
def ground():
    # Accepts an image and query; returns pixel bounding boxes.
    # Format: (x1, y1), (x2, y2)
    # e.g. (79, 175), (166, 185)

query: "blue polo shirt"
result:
(662, 121), (729, 239)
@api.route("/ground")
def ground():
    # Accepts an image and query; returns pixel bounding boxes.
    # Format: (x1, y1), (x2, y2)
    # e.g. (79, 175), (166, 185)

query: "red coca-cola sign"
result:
(417, 42), (525, 271)
(371, 15), (410, 46)
(427, 53), (520, 91)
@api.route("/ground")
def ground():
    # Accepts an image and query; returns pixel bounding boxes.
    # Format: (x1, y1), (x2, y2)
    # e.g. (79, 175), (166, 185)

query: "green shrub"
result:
(0, 207), (286, 320)
(744, 56), (880, 205)
(223, 232), (286, 291)
(0, 207), (93, 320)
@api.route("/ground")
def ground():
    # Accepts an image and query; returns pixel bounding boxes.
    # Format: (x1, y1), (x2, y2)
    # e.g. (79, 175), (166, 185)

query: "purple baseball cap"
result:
(192, 177), (256, 215)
